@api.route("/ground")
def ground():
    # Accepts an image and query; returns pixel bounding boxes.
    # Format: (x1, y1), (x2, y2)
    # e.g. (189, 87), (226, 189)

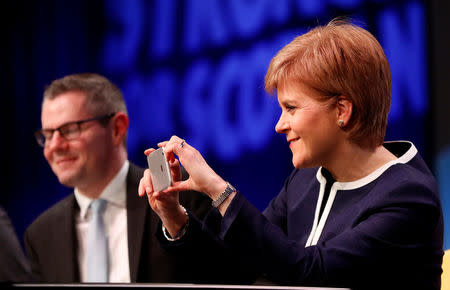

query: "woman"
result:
(138, 19), (443, 289)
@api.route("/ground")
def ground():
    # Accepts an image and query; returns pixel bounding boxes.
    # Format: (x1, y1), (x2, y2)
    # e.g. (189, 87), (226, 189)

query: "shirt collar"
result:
(75, 160), (130, 219)
(316, 141), (417, 191)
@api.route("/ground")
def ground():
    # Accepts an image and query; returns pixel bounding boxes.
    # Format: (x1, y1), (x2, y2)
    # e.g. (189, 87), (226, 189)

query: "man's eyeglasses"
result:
(34, 113), (116, 148)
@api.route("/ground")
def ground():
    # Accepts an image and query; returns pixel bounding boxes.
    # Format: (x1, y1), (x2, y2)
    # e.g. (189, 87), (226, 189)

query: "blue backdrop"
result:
(3, 0), (448, 252)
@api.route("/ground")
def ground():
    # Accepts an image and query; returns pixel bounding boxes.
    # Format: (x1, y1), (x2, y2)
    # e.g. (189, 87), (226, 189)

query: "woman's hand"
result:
(157, 135), (228, 201)
(139, 135), (233, 222)
(138, 148), (186, 237)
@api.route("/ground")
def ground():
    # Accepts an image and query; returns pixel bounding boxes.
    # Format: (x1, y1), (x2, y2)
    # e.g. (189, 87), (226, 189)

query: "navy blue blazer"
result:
(160, 141), (444, 289)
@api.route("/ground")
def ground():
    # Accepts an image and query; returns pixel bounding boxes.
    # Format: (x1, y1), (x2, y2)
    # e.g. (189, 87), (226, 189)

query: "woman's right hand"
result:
(157, 136), (229, 201)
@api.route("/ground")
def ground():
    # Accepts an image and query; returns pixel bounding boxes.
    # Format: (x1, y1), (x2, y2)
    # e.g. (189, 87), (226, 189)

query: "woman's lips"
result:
(288, 138), (300, 148)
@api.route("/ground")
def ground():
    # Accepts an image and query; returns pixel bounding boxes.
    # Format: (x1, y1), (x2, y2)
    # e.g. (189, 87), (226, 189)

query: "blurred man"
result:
(24, 73), (210, 283)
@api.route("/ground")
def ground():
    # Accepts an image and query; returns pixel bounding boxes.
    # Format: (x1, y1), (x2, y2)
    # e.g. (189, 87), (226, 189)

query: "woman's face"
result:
(275, 82), (341, 169)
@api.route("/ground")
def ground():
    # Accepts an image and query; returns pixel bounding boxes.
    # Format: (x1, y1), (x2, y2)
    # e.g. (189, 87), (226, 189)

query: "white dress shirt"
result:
(74, 160), (130, 283)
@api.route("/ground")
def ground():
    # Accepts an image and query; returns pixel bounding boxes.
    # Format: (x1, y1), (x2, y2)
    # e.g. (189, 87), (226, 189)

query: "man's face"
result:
(41, 91), (114, 190)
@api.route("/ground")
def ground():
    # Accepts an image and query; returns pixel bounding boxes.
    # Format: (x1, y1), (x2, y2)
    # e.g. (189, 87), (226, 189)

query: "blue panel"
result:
(183, 0), (229, 52)
(181, 60), (212, 153)
(328, 0), (361, 9)
(151, 0), (176, 58)
(102, 0), (143, 72)
(228, 0), (290, 37)
(212, 52), (242, 160)
(229, 0), (267, 37)
(378, 2), (427, 121)
(239, 43), (279, 149)
(293, 0), (326, 17)
(122, 72), (176, 157)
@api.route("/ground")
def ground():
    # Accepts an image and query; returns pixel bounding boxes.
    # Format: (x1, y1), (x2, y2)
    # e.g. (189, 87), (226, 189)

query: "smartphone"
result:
(147, 147), (172, 192)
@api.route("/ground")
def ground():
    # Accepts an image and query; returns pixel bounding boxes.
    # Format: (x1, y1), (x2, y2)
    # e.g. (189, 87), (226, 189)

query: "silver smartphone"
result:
(147, 147), (172, 192)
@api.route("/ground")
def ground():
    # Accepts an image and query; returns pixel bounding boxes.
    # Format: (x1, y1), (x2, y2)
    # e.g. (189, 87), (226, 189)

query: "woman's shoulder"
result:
(383, 140), (437, 188)
(369, 141), (440, 208)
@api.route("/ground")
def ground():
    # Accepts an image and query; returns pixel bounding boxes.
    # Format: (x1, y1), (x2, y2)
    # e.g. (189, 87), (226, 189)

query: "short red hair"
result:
(265, 19), (391, 148)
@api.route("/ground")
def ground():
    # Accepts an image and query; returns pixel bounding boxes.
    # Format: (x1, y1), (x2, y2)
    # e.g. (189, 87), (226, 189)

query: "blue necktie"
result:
(86, 199), (108, 282)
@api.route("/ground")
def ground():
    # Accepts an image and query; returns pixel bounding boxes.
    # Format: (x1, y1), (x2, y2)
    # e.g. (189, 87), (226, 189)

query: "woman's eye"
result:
(286, 105), (295, 112)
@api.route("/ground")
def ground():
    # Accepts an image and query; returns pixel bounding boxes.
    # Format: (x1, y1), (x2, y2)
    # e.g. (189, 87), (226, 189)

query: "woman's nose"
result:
(275, 113), (288, 134)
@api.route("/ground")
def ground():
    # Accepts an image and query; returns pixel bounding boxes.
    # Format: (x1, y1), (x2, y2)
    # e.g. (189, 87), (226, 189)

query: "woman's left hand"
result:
(138, 148), (187, 237)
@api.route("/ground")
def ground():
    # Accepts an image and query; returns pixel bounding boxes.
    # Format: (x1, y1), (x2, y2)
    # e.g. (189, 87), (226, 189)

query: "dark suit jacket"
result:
(24, 162), (211, 283)
(0, 206), (32, 283)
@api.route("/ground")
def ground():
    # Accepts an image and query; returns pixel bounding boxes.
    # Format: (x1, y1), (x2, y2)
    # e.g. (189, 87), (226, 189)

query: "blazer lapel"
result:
(54, 195), (79, 281)
(126, 163), (148, 282)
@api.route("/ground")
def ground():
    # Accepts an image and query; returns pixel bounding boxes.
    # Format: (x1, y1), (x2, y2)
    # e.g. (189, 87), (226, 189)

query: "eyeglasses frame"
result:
(34, 113), (116, 148)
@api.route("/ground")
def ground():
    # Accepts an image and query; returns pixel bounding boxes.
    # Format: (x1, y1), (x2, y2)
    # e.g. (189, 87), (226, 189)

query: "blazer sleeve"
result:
(0, 207), (33, 283)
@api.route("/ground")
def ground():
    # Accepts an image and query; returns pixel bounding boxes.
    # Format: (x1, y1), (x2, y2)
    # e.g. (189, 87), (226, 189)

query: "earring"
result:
(338, 120), (344, 127)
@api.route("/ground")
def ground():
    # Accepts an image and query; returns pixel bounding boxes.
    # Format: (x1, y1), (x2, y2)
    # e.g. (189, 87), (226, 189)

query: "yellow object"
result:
(443, 249), (450, 290)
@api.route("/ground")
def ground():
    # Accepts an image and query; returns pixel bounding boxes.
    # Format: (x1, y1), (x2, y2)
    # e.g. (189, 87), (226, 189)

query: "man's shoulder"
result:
(127, 162), (145, 180)
(25, 194), (74, 235)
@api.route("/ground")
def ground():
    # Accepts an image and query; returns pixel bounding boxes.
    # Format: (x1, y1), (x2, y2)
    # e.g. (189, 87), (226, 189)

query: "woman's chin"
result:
(292, 156), (304, 169)
(292, 155), (316, 169)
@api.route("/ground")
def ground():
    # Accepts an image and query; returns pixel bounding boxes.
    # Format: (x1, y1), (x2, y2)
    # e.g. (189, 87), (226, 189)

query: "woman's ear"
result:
(336, 96), (353, 128)
(111, 112), (129, 145)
